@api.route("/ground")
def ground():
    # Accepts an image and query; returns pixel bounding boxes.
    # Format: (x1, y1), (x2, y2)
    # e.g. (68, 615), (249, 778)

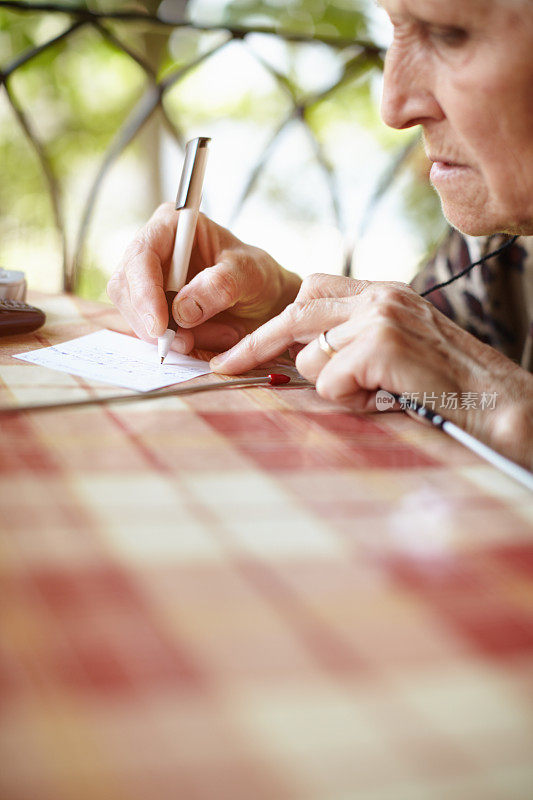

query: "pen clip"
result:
(175, 136), (211, 210)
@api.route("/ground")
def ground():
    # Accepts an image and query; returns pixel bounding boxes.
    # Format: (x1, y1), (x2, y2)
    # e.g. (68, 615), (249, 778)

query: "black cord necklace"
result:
(420, 234), (519, 297)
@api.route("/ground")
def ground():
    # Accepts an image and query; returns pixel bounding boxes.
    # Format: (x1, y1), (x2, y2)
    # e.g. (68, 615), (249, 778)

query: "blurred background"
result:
(0, 0), (448, 301)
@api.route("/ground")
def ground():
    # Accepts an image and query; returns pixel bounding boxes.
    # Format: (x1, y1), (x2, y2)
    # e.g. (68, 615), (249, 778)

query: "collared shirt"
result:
(410, 231), (533, 373)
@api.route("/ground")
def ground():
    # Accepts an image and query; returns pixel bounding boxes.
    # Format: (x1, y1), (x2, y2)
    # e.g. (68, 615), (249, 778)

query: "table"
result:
(1, 293), (532, 800)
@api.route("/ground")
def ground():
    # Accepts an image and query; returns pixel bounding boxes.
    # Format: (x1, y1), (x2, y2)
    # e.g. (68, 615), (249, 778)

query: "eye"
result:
(429, 26), (469, 48)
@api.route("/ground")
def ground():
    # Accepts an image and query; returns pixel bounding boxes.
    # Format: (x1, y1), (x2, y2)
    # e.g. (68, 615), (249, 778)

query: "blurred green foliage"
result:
(0, 0), (445, 299)
(222, 0), (369, 38)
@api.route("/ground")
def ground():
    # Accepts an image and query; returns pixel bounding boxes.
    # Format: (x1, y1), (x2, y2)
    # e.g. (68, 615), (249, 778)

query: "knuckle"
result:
(222, 248), (259, 282)
(122, 236), (154, 284)
(140, 224), (162, 251)
(376, 299), (402, 324)
(385, 282), (415, 305)
(232, 248), (255, 272)
(420, 297), (438, 323)
(123, 236), (148, 267)
(373, 323), (404, 357)
(127, 268), (146, 296)
(148, 202), (176, 232)
(156, 201), (174, 217)
(371, 284), (413, 323)
(233, 249), (262, 290)
(128, 274), (153, 311)
(493, 404), (530, 452)
(284, 300), (312, 326)
(299, 273), (329, 298)
(284, 300), (299, 319)
(242, 328), (262, 355)
(368, 281), (407, 303)
(351, 279), (371, 296)
(209, 264), (240, 307)
(382, 286), (404, 305)
(315, 373), (336, 401)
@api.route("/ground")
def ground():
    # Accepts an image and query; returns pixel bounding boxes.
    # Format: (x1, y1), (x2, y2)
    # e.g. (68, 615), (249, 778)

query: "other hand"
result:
(210, 273), (533, 467)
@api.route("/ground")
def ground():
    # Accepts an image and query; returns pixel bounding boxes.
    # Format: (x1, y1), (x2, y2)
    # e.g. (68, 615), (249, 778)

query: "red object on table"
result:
(268, 373), (292, 385)
(1, 293), (532, 800)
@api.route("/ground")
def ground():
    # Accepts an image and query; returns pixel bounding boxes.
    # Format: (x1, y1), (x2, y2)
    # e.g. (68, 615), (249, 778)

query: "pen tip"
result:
(160, 357), (165, 365)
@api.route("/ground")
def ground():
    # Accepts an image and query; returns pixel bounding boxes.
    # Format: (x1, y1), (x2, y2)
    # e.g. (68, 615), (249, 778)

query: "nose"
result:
(381, 41), (444, 130)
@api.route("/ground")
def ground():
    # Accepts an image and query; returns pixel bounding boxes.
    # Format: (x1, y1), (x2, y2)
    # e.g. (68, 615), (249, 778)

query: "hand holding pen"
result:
(107, 152), (301, 359)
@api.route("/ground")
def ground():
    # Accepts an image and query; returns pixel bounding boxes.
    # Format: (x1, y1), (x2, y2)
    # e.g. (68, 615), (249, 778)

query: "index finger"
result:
(209, 297), (356, 374)
(296, 273), (371, 302)
(120, 203), (178, 337)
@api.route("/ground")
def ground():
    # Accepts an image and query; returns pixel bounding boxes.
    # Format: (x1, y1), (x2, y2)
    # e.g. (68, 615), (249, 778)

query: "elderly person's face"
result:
(379, 0), (533, 236)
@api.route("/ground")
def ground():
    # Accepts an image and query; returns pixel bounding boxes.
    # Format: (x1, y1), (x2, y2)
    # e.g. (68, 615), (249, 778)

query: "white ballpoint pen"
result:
(158, 136), (210, 364)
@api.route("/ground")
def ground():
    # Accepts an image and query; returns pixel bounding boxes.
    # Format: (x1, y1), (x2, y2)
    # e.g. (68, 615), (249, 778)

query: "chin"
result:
(439, 194), (533, 237)
(447, 214), (533, 237)
(441, 207), (500, 236)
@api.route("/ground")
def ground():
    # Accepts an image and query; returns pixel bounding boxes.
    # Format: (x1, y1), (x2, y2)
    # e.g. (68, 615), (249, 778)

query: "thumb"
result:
(172, 256), (253, 328)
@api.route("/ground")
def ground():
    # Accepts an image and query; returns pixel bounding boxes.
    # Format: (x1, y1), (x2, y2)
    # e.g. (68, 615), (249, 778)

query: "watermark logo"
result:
(376, 389), (396, 411)
(399, 391), (498, 411)
(375, 390), (498, 412)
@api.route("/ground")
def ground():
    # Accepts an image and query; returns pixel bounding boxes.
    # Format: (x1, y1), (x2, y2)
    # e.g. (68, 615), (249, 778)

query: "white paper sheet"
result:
(14, 329), (211, 392)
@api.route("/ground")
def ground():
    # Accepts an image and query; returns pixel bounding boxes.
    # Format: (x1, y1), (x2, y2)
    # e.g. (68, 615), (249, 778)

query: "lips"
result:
(429, 159), (470, 185)
(427, 153), (466, 168)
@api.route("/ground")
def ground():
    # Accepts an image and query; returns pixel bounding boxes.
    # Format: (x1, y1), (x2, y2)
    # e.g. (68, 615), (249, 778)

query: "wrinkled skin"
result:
(107, 205), (301, 353)
(109, 0), (533, 469)
(380, 0), (533, 236)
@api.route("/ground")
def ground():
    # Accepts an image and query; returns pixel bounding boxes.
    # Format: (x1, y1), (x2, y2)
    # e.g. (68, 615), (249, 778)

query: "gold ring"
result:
(318, 330), (337, 359)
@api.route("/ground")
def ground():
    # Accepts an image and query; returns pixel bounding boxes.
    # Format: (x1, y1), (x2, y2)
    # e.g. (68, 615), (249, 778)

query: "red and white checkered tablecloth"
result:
(1, 293), (532, 800)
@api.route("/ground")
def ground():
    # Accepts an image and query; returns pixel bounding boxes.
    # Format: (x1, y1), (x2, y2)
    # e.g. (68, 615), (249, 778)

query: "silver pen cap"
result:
(175, 137), (211, 210)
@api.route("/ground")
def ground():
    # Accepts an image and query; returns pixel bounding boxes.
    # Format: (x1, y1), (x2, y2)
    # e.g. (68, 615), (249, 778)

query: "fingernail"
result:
(210, 353), (228, 370)
(175, 297), (203, 325)
(172, 336), (189, 354)
(144, 314), (155, 336)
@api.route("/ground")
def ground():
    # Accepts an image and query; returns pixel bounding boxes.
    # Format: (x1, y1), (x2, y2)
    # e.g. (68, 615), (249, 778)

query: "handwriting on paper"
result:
(14, 329), (211, 392)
